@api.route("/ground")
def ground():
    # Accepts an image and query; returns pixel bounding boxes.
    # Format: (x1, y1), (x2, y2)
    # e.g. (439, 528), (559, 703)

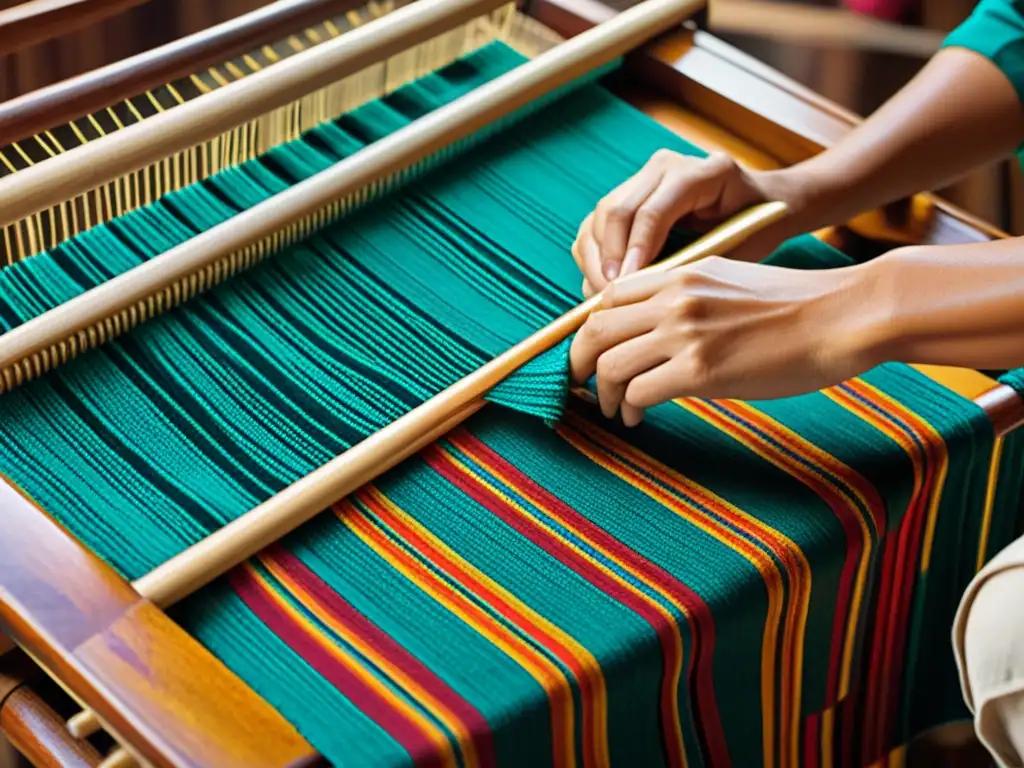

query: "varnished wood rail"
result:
(0, 0), (372, 145)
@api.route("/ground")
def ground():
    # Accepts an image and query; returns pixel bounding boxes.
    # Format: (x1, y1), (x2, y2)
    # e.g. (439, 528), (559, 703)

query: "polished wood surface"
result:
(0, 0), (150, 55)
(0, 0), (368, 146)
(1, 650), (102, 767)
(0, 0), (271, 101)
(0, 477), (321, 767)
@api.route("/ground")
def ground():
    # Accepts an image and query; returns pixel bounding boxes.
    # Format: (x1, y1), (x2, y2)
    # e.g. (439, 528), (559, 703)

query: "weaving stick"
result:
(0, 0), (705, 389)
(0, 0), (509, 230)
(66, 201), (786, 742)
(136, 199), (788, 607)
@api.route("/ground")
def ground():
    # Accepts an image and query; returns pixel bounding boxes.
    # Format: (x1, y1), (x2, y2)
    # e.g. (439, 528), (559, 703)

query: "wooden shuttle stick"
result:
(136, 200), (789, 607)
(0, 0), (704, 381)
(0, 0), (509, 230)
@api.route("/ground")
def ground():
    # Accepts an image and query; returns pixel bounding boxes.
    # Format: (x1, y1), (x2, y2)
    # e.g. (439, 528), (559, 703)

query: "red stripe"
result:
(836, 383), (936, 760)
(265, 546), (497, 768)
(703, 400), (874, 710)
(231, 566), (444, 768)
(441, 429), (730, 767)
(803, 711), (820, 768)
(354, 490), (601, 768)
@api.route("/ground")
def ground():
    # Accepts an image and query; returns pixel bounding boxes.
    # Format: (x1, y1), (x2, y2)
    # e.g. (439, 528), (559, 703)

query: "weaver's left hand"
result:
(569, 256), (879, 425)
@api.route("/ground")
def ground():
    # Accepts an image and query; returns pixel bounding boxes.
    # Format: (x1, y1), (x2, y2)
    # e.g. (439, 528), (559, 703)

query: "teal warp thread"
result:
(999, 367), (1024, 394)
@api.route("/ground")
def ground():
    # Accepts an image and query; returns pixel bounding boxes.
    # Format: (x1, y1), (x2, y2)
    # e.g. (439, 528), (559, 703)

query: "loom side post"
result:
(0, 476), (322, 768)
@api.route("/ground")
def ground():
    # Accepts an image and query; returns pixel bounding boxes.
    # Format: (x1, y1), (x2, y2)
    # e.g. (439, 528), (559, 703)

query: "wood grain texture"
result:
(0, 476), (322, 768)
(0, 0), (368, 146)
(528, 0), (1024, 427)
(0, 0), (150, 54)
(0, 649), (101, 767)
(1, 690), (103, 767)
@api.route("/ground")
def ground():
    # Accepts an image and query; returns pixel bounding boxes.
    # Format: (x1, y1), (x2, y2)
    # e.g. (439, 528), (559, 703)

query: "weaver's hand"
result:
(572, 150), (804, 297)
(570, 256), (879, 425)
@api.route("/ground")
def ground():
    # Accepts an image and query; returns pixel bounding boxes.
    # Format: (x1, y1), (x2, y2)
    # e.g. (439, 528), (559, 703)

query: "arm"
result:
(575, 0), (1024, 293)
(761, 46), (1024, 243)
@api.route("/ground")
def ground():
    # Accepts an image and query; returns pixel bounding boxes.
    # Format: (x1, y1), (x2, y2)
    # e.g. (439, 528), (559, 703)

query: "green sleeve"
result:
(943, 0), (1024, 104)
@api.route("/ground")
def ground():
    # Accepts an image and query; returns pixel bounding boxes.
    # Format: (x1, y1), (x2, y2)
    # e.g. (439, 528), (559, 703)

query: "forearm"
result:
(757, 48), (1024, 238)
(847, 237), (1024, 372)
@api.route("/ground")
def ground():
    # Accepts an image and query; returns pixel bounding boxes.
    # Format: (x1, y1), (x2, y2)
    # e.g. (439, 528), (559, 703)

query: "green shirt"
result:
(943, 0), (1024, 106)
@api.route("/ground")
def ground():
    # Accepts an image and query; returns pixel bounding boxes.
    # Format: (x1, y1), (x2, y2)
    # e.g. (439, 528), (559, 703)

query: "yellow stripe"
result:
(338, 501), (579, 768)
(363, 485), (610, 767)
(447, 437), (680, 767)
(562, 418), (796, 768)
(680, 395), (876, 754)
(245, 563), (458, 768)
(260, 555), (481, 768)
(976, 436), (1005, 572)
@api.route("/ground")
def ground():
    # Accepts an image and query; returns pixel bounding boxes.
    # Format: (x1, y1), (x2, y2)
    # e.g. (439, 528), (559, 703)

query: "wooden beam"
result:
(0, 477), (322, 768)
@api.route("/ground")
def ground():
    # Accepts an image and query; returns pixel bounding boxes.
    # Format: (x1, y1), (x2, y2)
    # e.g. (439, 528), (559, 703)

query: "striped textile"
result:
(0, 42), (1021, 767)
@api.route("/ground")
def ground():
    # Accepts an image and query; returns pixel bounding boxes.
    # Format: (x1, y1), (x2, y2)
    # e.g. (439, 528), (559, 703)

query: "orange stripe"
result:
(358, 486), (611, 768)
(559, 414), (797, 768)
(975, 436), (1005, 572)
(336, 499), (578, 768)
(243, 563), (458, 768)
(259, 555), (482, 768)
(437, 440), (686, 767)
(679, 396), (879, 766)
(826, 378), (948, 758)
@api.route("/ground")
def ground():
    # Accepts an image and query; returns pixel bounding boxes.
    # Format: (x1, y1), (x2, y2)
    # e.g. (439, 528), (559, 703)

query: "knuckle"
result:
(596, 353), (624, 383)
(606, 202), (633, 224)
(634, 205), (662, 230)
(651, 148), (678, 164)
(667, 291), (708, 322)
(707, 151), (739, 173)
(584, 312), (608, 341)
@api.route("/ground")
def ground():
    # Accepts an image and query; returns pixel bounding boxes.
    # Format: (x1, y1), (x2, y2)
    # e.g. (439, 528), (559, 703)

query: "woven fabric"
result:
(0, 43), (1021, 767)
(1000, 367), (1024, 395)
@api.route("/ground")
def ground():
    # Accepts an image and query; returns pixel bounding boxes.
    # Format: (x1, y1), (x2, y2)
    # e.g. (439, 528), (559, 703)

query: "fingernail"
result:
(622, 407), (644, 428)
(621, 247), (642, 276)
(602, 260), (620, 282)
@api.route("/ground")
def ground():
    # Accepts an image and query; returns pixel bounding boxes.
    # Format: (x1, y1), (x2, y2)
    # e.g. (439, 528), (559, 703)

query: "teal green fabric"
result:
(0, 41), (1020, 768)
(1000, 366), (1024, 393)
(944, 0), (1024, 107)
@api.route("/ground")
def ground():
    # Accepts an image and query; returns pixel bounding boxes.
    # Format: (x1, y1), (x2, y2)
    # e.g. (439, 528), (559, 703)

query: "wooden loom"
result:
(0, 0), (1022, 765)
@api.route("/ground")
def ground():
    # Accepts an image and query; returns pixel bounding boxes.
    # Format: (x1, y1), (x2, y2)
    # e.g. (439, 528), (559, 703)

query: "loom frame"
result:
(2, 0), (1024, 764)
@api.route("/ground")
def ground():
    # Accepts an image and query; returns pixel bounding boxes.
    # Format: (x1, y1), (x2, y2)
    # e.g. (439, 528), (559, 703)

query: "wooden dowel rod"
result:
(0, 0), (704, 375)
(2, 687), (103, 767)
(0, 0), (372, 146)
(97, 747), (138, 768)
(0, 0), (149, 55)
(0, 0), (508, 231)
(66, 200), (784, 742)
(134, 199), (788, 607)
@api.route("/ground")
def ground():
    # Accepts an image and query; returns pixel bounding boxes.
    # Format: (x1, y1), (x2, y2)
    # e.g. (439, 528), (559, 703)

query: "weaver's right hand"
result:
(572, 150), (798, 297)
